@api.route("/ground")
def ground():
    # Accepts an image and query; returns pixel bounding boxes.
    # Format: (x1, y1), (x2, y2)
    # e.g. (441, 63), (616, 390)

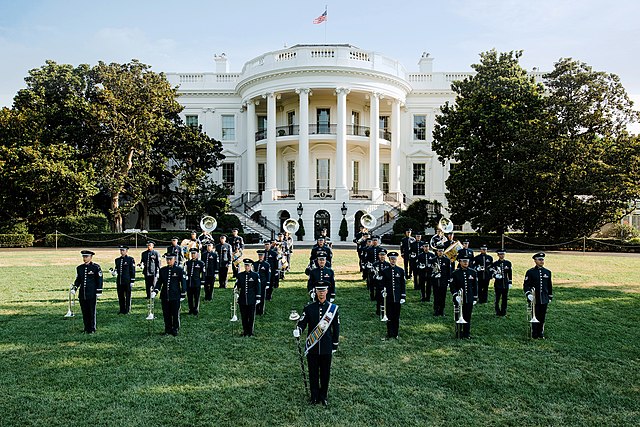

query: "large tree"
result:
(433, 51), (640, 237)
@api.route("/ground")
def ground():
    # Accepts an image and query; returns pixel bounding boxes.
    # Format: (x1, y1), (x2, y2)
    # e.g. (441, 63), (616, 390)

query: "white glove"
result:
(96, 293), (101, 299)
(329, 298), (335, 303)
(256, 299), (261, 305)
(473, 300), (477, 305)
(293, 328), (300, 338)
(527, 294), (534, 302)
(70, 288), (76, 296)
(180, 297), (185, 302)
(508, 282), (513, 289)
(150, 291), (157, 299)
(400, 298), (405, 304)
(332, 349), (337, 354)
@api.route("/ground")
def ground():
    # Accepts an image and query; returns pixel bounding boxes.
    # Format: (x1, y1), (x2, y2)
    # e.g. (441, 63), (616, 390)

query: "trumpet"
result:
(109, 267), (117, 277)
(528, 288), (540, 338)
(454, 290), (467, 338)
(137, 262), (144, 271)
(432, 259), (441, 278)
(493, 266), (504, 280)
(146, 295), (155, 320)
(230, 288), (239, 322)
(381, 288), (388, 322)
(64, 284), (76, 318)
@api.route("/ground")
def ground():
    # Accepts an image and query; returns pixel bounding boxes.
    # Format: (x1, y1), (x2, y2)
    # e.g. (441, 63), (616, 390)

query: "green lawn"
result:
(0, 248), (638, 426)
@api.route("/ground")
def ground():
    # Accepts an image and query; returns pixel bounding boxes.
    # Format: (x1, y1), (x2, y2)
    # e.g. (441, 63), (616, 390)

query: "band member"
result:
(445, 231), (455, 249)
(353, 225), (367, 244)
(166, 237), (185, 266)
(253, 250), (271, 315)
(187, 230), (201, 252)
(409, 233), (425, 289)
(198, 230), (214, 254)
(216, 235), (233, 288)
(294, 282), (340, 406)
(524, 252), (553, 339)
(473, 245), (493, 303)
(265, 240), (280, 300)
(310, 236), (333, 265)
(307, 254), (335, 302)
(365, 236), (384, 300)
(381, 252), (406, 339)
(283, 232), (293, 273)
(491, 249), (512, 317)
(72, 250), (103, 333)
(185, 248), (205, 315)
(416, 243), (436, 302)
(202, 242), (218, 301)
(114, 245), (136, 315)
(319, 227), (332, 248)
(359, 236), (372, 279)
(230, 228), (244, 278)
(371, 249), (390, 316)
(400, 229), (415, 279)
(235, 259), (261, 337)
(432, 247), (453, 316)
(140, 241), (161, 299)
(456, 240), (474, 269)
(151, 253), (186, 336)
(450, 257), (478, 339)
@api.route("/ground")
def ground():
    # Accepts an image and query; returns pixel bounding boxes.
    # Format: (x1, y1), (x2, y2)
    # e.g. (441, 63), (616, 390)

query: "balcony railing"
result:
(350, 190), (372, 200)
(347, 125), (369, 137)
(309, 189), (336, 200)
(309, 123), (336, 135)
(277, 125), (299, 137)
(275, 190), (296, 200)
(379, 129), (391, 141)
(255, 124), (390, 141)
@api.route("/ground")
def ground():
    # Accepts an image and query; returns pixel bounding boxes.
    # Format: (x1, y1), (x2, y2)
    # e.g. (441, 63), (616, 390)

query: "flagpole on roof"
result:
(324, 5), (327, 43)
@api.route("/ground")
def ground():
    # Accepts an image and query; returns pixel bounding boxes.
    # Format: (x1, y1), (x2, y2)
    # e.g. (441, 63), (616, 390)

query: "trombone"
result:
(381, 288), (388, 322)
(146, 295), (155, 320)
(454, 289), (467, 338)
(64, 284), (76, 318)
(230, 287), (239, 322)
(528, 288), (540, 338)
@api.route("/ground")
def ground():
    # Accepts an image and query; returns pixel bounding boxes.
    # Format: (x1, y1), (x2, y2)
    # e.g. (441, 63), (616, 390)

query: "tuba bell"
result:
(360, 213), (377, 229)
(282, 218), (299, 234)
(437, 217), (454, 233)
(200, 215), (217, 233)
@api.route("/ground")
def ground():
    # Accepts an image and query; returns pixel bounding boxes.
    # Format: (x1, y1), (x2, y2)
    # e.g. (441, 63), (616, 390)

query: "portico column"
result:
(369, 92), (381, 199)
(296, 88), (311, 200)
(246, 100), (257, 193)
(335, 87), (350, 198)
(264, 92), (277, 199)
(390, 99), (401, 195)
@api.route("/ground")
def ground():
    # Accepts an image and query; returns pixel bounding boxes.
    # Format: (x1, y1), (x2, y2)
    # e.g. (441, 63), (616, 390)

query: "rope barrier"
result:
(585, 238), (640, 249)
(503, 235), (583, 248)
(55, 232), (133, 243)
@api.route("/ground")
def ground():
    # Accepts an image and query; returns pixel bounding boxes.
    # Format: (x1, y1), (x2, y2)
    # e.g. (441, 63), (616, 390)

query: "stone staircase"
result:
(230, 212), (274, 242)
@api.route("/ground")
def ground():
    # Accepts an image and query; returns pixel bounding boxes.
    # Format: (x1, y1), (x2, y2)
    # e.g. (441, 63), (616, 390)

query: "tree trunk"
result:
(111, 192), (123, 233)
(136, 199), (150, 231)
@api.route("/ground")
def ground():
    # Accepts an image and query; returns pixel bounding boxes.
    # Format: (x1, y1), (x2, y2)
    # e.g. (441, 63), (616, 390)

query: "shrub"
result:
(339, 218), (349, 241)
(0, 234), (34, 248)
(296, 218), (305, 241)
(0, 220), (29, 234)
(40, 214), (110, 234)
(392, 217), (423, 235)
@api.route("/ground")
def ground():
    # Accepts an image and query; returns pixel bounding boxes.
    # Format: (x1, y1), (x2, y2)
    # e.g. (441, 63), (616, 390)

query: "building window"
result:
(186, 215), (199, 231)
(221, 115), (235, 141)
(258, 163), (266, 193)
(258, 115), (267, 131)
(316, 159), (330, 192)
(287, 161), (296, 194)
(149, 214), (162, 230)
(287, 111), (295, 135)
(413, 115), (426, 141)
(222, 163), (235, 194)
(317, 108), (330, 134)
(380, 163), (389, 194)
(352, 161), (360, 193)
(185, 115), (199, 129)
(379, 116), (389, 132)
(352, 111), (360, 134)
(412, 163), (426, 196)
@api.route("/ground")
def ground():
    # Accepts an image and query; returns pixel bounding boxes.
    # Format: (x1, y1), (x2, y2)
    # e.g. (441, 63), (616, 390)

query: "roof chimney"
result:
(418, 52), (433, 73)
(214, 53), (229, 73)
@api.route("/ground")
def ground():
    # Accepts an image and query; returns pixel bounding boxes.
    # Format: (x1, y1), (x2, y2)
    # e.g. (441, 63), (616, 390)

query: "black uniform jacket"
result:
(155, 265), (186, 302)
(491, 259), (513, 289)
(185, 259), (205, 289)
(252, 260), (271, 290)
(202, 250), (219, 276)
(450, 267), (479, 303)
(307, 266), (336, 299)
(381, 265), (406, 302)
(296, 300), (340, 355)
(523, 266), (553, 304)
(140, 250), (161, 277)
(473, 253), (494, 280)
(235, 270), (261, 305)
(74, 262), (104, 299)
(432, 256), (452, 286)
(115, 255), (136, 285)
(216, 243), (233, 267)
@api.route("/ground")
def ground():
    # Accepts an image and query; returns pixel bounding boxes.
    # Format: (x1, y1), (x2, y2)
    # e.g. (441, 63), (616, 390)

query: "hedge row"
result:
(0, 234), (34, 248)
(380, 233), (640, 253)
(44, 231), (262, 247)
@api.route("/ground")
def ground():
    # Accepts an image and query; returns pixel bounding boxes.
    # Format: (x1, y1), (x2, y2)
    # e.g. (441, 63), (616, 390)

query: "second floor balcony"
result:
(255, 125), (391, 141)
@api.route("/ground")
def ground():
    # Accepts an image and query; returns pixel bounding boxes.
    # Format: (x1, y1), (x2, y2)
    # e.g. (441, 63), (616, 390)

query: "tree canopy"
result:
(433, 50), (640, 237)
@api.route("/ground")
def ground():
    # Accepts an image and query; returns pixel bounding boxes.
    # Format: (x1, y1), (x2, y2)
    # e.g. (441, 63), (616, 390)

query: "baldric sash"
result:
(304, 303), (338, 355)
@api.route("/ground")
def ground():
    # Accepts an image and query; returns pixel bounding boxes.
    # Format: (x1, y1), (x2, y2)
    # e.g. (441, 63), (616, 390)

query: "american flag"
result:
(313, 10), (327, 24)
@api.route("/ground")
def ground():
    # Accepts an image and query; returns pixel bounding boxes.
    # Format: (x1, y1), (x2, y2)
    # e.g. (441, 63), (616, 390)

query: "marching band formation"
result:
(66, 215), (553, 405)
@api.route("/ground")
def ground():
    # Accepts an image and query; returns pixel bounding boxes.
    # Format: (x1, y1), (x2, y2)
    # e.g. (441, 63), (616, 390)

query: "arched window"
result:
(314, 210), (331, 239)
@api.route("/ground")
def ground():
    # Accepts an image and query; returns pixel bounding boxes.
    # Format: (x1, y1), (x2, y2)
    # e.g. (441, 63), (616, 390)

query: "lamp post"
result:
(341, 202), (347, 218)
(339, 202), (348, 241)
(296, 202), (304, 242)
(297, 202), (303, 217)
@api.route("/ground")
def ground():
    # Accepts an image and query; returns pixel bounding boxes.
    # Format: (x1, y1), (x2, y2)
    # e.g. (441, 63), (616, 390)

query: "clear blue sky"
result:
(1, 0), (639, 114)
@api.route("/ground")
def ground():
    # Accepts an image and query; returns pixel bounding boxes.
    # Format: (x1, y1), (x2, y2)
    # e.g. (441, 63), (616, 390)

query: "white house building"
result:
(161, 44), (477, 241)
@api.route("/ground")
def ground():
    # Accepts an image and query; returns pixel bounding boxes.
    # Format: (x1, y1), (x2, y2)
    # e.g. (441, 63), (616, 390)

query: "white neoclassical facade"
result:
(164, 44), (476, 241)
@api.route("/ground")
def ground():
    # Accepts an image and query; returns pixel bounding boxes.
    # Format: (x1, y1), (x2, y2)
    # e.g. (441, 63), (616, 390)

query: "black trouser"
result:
(530, 303), (548, 338)
(239, 304), (256, 336)
(307, 353), (332, 402)
(79, 296), (97, 333)
(144, 276), (157, 299)
(415, 271), (426, 300)
(455, 302), (473, 338)
(232, 262), (238, 278)
(402, 255), (410, 278)
(218, 265), (229, 288)
(368, 274), (376, 301)
(116, 282), (132, 314)
(204, 275), (215, 300)
(256, 284), (267, 315)
(495, 287), (509, 315)
(266, 275), (278, 300)
(478, 278), (491, 303)
(424, 274), (433, 302)
(187, 285), (201, 314)
(411, 259), (419, 288)
(433, 284), (447, 316)
(375, 287), (383, 316)
(385, 300), (401, 338)
(161, 299), (181, 335)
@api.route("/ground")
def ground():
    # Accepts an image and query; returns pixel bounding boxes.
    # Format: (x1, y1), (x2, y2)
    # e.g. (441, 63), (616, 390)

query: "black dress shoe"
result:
(321, 399), (328, 407)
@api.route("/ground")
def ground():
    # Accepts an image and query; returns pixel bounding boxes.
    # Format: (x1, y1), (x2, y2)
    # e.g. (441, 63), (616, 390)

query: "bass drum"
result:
(444, 241), (463, 262)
